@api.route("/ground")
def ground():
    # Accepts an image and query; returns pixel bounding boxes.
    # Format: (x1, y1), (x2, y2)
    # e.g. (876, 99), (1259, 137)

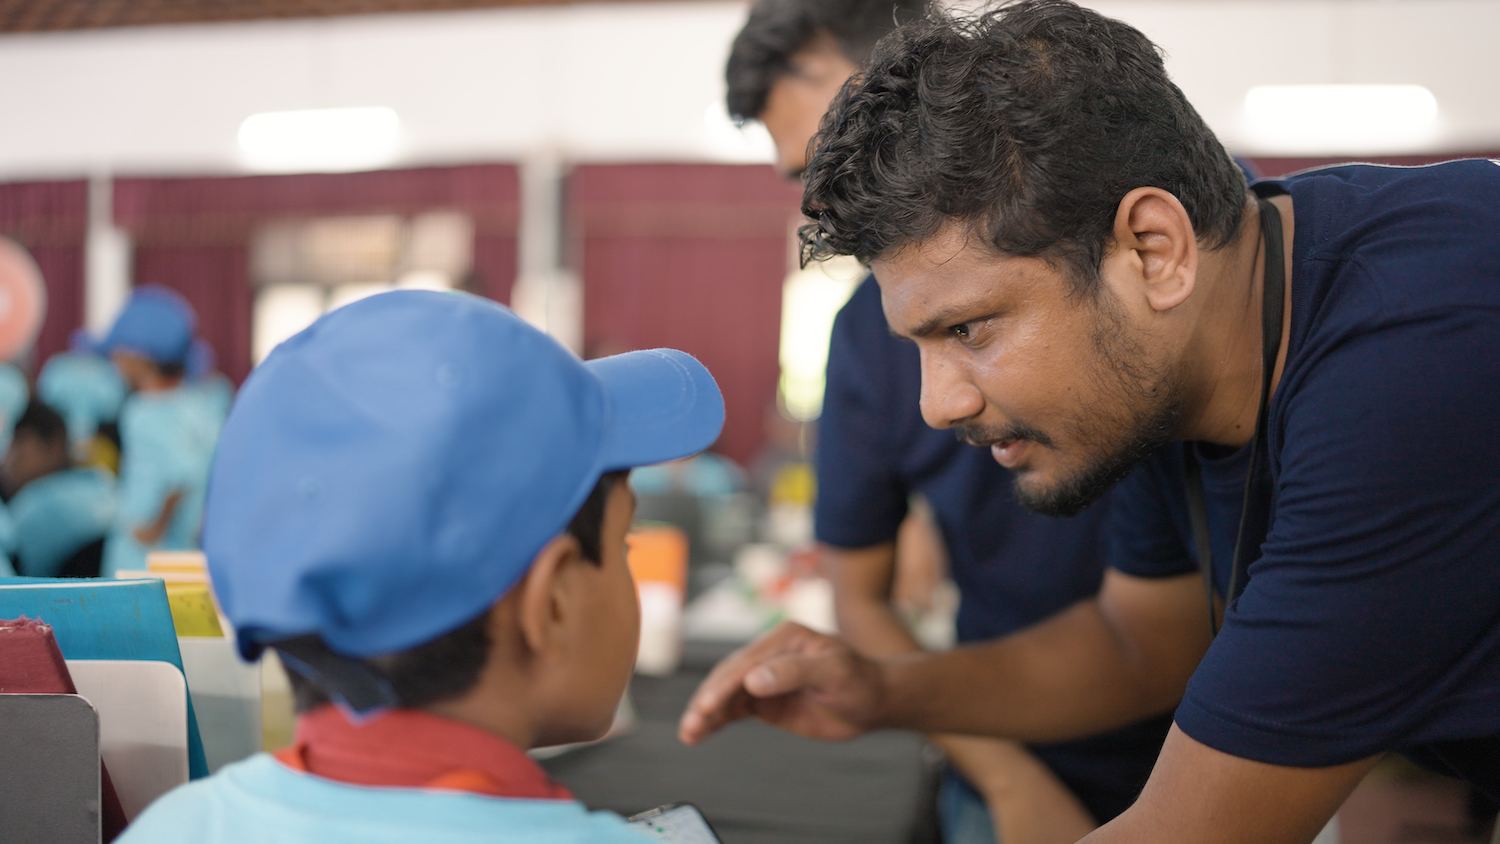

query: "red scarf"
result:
(274, 705), (574, 800)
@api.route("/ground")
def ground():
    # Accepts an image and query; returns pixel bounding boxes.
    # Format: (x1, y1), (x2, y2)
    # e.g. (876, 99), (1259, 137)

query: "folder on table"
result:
(0, 617), (128, 839)
(0, 694), (105, 844)
(68, 659), (191, 820)
(0, 577), (210, 779)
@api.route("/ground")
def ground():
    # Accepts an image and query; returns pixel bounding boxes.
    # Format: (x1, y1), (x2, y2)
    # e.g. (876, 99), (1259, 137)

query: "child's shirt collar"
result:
(274, 705), (574, 801)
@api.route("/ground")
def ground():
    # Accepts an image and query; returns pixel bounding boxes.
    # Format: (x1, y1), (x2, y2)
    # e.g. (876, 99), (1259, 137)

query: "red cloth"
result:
(274, 706), (573, 801)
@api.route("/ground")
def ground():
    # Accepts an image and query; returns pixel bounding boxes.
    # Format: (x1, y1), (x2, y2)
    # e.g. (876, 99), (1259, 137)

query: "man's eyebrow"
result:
(904, 303), (996, 339)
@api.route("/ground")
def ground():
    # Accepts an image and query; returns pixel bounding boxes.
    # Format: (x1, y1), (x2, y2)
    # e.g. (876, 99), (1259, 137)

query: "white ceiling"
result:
(0, 0), (1496, 180)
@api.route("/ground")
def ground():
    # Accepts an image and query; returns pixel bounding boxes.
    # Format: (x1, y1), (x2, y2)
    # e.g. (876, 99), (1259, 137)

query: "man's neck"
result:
(1181, 194), (1295, 448)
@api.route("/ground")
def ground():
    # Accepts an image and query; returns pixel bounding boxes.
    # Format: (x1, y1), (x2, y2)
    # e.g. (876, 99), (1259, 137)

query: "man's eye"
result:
(951, 323), (972, 339)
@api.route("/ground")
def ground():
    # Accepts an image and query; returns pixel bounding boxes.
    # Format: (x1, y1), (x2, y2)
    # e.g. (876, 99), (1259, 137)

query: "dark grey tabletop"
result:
(540, 642), (940, 844)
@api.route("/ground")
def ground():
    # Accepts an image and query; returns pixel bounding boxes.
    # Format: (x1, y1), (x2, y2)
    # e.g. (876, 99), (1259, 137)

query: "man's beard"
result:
(957, 291), (1184, 518)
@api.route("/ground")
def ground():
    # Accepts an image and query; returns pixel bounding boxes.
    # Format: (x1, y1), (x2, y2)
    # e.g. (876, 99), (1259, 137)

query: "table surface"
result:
(541, 643), (940, 844)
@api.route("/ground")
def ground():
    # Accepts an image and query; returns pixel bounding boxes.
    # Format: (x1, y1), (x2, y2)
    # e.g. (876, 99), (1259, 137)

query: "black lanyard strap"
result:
(1185, 195), (1286, 635)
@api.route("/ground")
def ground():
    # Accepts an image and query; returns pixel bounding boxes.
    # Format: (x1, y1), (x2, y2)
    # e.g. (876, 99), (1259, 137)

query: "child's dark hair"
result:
(286, 470), (628, 712)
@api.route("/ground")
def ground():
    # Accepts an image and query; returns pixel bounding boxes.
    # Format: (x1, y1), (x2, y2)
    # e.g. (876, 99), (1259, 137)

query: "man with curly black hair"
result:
(726, 2), (1174, 842)
(689, 3), (1500, 842)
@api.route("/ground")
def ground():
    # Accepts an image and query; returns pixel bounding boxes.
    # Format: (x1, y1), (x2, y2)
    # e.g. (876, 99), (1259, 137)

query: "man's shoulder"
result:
(119, 754), (652, 844)
(1286, 160), (1500, 264)
(830, 274), (894, 346)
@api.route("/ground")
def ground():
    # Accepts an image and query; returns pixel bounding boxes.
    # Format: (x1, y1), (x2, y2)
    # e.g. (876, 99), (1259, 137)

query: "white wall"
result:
(1096, 0), (1500, 155)
(0, 2), (772, 179)
(0, 0), (1497, 180)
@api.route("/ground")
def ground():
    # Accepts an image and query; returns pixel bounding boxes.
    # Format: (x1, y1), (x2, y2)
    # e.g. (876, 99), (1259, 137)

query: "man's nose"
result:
(918, 348), (984, 430)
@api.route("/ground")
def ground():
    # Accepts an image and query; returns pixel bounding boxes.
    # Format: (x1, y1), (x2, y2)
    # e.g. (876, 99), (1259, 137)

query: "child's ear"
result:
(511, 534), (587, 659)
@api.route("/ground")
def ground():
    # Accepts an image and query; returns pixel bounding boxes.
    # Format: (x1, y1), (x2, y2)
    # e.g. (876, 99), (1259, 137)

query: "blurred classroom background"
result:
(1, 1), (1498, 842)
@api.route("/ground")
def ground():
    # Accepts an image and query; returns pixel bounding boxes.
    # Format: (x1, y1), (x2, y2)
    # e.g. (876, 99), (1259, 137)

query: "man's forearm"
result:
(826, 542), (925, 658)
(836, 586), (924, 657)
(875, 571), (1210, 743)
(827, 541), (1100, 844)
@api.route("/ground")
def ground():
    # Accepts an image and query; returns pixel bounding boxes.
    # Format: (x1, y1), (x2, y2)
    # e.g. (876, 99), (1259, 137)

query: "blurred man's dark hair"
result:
(14, 401), (70, 449)
(2, 400), (73, 500)
(726, 0), (927, 123)
(799, 0), (1249, 295)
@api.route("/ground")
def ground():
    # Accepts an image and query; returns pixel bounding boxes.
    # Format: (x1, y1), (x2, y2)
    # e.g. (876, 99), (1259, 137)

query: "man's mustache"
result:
(954, 421), (1056, 450)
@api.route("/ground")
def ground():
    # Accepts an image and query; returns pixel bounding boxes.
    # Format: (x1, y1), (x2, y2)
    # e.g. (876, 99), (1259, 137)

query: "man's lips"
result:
(990, 439), (1029, 469)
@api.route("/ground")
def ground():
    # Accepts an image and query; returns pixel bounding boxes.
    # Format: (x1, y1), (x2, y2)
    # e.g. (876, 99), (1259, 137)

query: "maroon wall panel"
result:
(115, 164), (520, 384)
(28, 245), (86, 365)
(471, 233), (518, 305)
(574, 164), (803, 466)
(133, 245), (253, 385)
(0, 179), (88, 369)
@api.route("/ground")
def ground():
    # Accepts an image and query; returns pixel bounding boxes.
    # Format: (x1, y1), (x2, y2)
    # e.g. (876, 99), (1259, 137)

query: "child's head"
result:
(100, 286), (197, 392)
(203, 291), (723, 746)
(2, 401), (71, 496)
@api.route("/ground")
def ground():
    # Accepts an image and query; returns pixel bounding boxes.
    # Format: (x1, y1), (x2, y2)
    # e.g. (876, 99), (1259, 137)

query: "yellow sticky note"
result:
(165, 583), (224, 638)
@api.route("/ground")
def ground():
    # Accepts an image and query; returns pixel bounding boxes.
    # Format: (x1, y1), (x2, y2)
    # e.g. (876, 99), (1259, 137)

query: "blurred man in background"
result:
(99, 286), (222, 576)
(1, 400), (115, 578)
(724, 2), (1170, 841)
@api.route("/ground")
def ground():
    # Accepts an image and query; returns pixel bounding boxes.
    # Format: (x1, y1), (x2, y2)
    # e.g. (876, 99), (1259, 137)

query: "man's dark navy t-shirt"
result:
(1107, 160), (1500, 796)
(817, 276), (1171, 821)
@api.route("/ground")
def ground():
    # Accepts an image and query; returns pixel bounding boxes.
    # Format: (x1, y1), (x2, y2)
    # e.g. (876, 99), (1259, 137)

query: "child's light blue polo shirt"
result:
(118, 754), (655, 844)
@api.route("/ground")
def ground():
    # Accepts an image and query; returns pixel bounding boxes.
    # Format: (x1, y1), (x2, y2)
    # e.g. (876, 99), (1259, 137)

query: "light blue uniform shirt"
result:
(185, 373), (234, 424)
(0, 501), (16, 577)
(104, 388), (221, 576)
(10, 468), (115, 577)
(37, 352), (128, 445)
(118, 754), (655, 844)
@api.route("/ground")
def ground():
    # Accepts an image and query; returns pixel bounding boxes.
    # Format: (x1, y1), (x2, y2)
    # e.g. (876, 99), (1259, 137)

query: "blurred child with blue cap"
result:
(119, 290), (724, 843)
(1, 400), (115, 577)
(99, 285), (222, 576)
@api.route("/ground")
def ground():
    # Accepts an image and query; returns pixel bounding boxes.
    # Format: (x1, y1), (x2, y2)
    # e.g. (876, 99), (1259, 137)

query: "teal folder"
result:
(0, 576), (211, 778)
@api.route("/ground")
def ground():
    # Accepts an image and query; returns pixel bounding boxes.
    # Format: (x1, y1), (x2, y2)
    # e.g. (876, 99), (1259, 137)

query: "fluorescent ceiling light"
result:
(1242, 85), (1439, 155)
(238, 107), (400, 173)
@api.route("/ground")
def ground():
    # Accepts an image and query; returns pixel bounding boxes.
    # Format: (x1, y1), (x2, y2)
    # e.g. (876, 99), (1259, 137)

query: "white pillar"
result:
(510, 152), (582, 354)
(85, 172), (131, 338)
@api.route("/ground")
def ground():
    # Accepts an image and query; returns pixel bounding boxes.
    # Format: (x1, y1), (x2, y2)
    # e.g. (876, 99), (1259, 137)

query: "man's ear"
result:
(1107, 187), (1199, 313)
(510, 534), (586, 660)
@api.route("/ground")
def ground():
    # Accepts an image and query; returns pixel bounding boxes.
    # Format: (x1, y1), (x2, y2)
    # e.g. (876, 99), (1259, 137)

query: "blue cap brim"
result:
(586, 349), (725, 471)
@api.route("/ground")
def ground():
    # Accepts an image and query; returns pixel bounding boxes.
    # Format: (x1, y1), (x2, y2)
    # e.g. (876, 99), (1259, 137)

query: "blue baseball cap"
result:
(204, 290), (724, 662)
(101, 285), (197, 365)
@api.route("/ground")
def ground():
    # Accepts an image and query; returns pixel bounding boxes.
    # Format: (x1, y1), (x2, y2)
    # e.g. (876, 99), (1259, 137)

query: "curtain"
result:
(114, 164), (520, 384)
(0, 180), (88, 368)
(573, 164), (802, 466)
